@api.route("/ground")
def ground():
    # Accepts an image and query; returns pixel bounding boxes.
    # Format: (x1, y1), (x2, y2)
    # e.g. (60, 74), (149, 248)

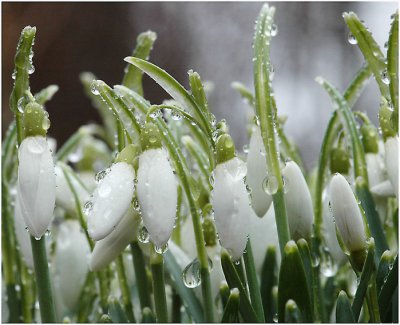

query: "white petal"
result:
(329, 173), (366, 252)
(282, 161), (313, 241)
(213, 157), (251, 261)
(322, 190), (347, 266)
(55, 220), (90, 310)
(55, 164), (90, 213)
(384, 136), (398, 199)
(90, 208), (140, 272)
(17, 136), (56, 238)
(370, 180), (395, 197)
(14, 193), (34, 269)
(249, 205), (281, 274)
(246, 126), (272, 217)
(366, 153), (387, 188)
(137, 149), (177, 247)
(87, 162), (135, 241)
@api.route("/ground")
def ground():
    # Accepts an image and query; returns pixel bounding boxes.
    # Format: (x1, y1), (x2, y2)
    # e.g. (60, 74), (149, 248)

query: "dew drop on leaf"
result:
(347, 32), (357, 45)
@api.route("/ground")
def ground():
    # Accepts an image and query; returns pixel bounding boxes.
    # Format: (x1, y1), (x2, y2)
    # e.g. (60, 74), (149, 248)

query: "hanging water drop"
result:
(262, 175), (278, 195)
(17, 97), (25, 113)
(154, 243), (169, 254)
(12, 70), (16, 80)
(347, 32), (357, 45)
(271, 24), (278, 37)
(137, 222), (150, 243)
(171, 110), (182, 121)
(381, 69), (390, 85)
(182, 258), (202, 288)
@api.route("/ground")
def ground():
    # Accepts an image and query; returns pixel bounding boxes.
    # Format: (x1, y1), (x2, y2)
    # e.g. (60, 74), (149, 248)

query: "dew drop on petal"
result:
(42, 116), (50, 131)
(381, 69), (390, 85)
(282, 175), (289, 194)
(154, 243), (169, 254)
(137, 222), (150, 243)
(83, 201), (93, 215)
(95, 169), (109, 183)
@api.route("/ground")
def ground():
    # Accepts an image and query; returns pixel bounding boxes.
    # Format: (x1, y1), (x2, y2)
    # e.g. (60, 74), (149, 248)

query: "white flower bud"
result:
(384, 136), (398, 199)
(212, 157), (251, 261)
(54, 220), (90, 310)
(17, 136), (56, 238)
(246, 126), (272, 218)
(329, 173), (366, 253)
(87, 162), (135, 241)
(282, 161), (313, 241)
(14, 193), (33, 269)
(370, 180), (394, 197)
(55, 164), (90, 213)
(89, 207), (140, 272)
(137, 148), (177, 248)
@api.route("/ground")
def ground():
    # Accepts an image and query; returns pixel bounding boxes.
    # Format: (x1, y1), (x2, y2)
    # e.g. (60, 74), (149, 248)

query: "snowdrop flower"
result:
(14, 192), (33, 268)
(281, 161), (313, 241)
(55, 163), (90, 213)
(329, 173), (367, 271)
(384, 136), (398, 199)
(246, 126), (272, 218)
(212, 134), (251, 261)
(17, 102), (55, 239)
(90, 206), (140, 271)
(137, 123), (177, 248)
(54, 220), (90, 310)
(87, 144), (137, 241)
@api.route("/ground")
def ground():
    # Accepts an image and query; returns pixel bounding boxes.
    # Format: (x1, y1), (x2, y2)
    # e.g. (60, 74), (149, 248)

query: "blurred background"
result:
(2, 2), (397, 169)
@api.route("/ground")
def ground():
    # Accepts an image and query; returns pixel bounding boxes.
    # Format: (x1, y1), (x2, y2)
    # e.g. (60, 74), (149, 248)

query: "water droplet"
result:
(137, 222), (150, 243)
(381, 69), (390, 85)
(11, 70), (16, 80)
(83, 201), (93, 215)
(269, 65), (275, 81)
(210, 114), (216, 126)
(271, 24), (278, 37)
(155, 243), (169, 254)
(243, 144), (249, 154)
(34, 236), (41, 241)
(90, 82), (100, 95)
(348, 32), (357, 45)
(209, 173), (215, 186)
(262, 175), (278, 195)
(171, 111), (182, 121)
(150, 109), (162, 119)
(28, 63), (35, 75)
(282, 175), (289, 194)
(311, 253), (320, 268)
(17, 97), (25, 113)
(45, 229), (51, 236)
(273, 313), (278, 323)
(320, 248), (337, 277)
(15, 285), (21, 292)
(182, 258), (202, 288)
(25, 227), (29, 233)
(149, 135), (157, 144)
(234, 259), (241, 265)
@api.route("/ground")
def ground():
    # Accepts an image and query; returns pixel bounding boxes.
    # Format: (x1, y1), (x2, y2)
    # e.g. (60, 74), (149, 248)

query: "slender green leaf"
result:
(231, 81), (255, 107)
(108, 297), (128, 323)
(387, 12), (398, 132)
(351, 238), (375, 321)
(278, 241), (313, 322)
(123, 57), (213, 141)
(221, 250), (259, 323)
(122, 31), (157, 96)
(163, 250), (204, 323)
(260, 246), (277, 322)
(34, 85), (59, 105)
(221, 288), (240, 323)
(336, 291), (356, 323)
(188, 70), (212, 120)
(343, 12), (390, 99)
(220, 282), (230, 310)
(378, 254), (398, 318)
(376, 250), (395, 291)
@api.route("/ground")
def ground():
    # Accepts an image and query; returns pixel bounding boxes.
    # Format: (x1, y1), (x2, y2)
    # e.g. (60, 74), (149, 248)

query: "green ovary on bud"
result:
(115, 143), (140, 169)
(140, 122), (162, 151)
(216, 133), (235, 165)
(329, 147), (350, 175)
(23, 102), (50, 137)
(379, 97), (397, 141)
(202, 215), (217, 247)
(361, 124), (379, 153)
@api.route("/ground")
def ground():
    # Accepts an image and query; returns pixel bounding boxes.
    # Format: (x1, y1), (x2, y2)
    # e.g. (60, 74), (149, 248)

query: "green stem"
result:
(130, 242), (152, 310)
(150, 247), (168, 323)
(366, 279), (381, 323)
(116, 256), (136, 323)
(30, 237), (56, 323)
(243, 240), (265, 322)
(171, 289), (182, 323)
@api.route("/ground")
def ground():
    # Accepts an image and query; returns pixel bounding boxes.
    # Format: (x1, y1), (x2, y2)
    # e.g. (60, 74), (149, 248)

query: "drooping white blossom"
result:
(384, 136), (398, 199)
(212, 157), (251, 261)
(329, 173), (366, 253)
(17, 136), (56, 238)
(90, 207), (140, 272)
(54, 220), (90, 310)
(137, 148), (177, 248)
(246, 126), (272, 218)
(87, 162), (135, 241)
(282, 161), (313, 241)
